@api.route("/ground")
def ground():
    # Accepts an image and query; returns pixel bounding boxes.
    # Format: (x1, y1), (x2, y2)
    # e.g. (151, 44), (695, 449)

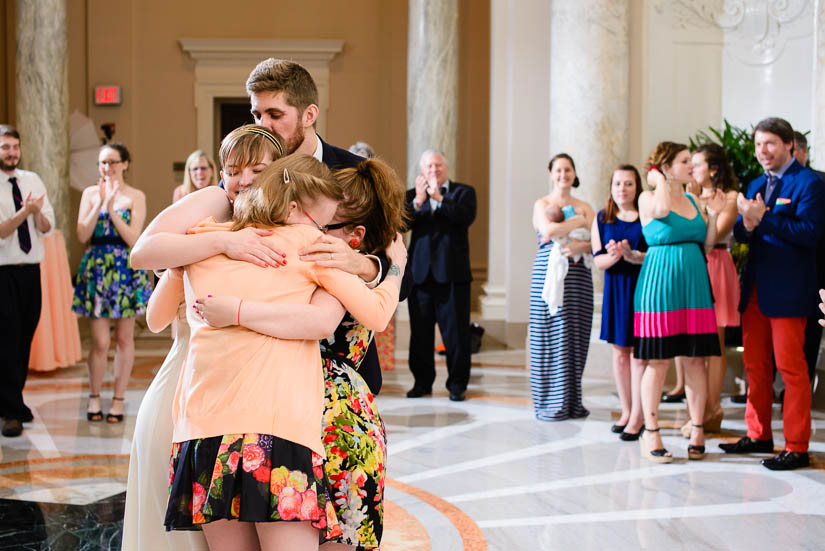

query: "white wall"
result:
(720, 1), (814, 134)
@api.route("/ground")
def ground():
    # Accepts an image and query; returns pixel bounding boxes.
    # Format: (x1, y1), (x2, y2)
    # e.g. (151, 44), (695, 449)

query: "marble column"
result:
(16, 0), (70, 236)
(549, 0), (630, 217)
(813, 0), (825, 410)
(406, 0), (458, 188)
(813, 0), (825, 169)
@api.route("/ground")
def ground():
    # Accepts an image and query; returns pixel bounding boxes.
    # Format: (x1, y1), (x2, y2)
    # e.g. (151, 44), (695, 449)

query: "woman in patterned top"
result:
(73, 143), (152, 423)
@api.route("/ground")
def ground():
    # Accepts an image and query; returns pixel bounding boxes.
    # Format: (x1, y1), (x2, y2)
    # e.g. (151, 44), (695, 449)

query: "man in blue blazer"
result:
(405, 150), (476, 401)
(721, 118), (825, 470)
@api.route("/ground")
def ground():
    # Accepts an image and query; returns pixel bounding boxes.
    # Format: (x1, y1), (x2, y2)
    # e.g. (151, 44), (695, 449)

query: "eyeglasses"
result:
(99, 160), (123, 166)
(304, 211), (328, 233)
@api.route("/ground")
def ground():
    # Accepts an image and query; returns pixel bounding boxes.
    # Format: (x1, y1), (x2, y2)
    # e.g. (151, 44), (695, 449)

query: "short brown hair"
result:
(334, 159), (409, 254)
(692, 142), (738, 192)
(231, 154), (340, 231)
(0, 125), (20, 140)
(219, 125), (285, 170)
(754, 117), (794, 150)
(646, 141), (688, 174)
(245, 58), (319, 115)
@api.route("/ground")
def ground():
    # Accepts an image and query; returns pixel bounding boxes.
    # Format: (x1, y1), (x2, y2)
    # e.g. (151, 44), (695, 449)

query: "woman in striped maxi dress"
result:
(529, 154), (595, 421)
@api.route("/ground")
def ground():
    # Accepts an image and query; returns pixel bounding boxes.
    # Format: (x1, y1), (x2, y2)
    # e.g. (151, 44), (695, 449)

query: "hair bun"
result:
(356, 160), (372, 178)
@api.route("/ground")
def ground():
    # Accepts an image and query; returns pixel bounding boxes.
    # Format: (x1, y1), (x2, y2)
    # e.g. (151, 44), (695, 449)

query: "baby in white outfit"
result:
(542, 204), (592, 315)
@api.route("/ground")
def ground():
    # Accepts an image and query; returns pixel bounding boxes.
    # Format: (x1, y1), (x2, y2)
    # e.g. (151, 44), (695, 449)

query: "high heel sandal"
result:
(87, 394), (103, 422)
(106, 396), (125, 424)
(688, 424), (706, 460)
(704, 409), (723, 433)
(640, 427), (673, 463)
(682, 409), (723, 438)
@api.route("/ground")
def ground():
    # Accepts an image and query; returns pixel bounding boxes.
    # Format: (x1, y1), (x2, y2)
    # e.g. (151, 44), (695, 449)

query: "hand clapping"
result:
(737, 192), (766, 231)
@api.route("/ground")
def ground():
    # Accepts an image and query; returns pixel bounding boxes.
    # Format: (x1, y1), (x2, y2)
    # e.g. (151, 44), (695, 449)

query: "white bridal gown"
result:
(121, 306), (208, 550)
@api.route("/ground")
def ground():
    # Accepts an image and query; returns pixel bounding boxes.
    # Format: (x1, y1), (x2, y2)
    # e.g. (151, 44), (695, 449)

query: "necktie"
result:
(764, 173), (778, 204)
(9, 177), (31, 254)
(441, 186), (448, 196)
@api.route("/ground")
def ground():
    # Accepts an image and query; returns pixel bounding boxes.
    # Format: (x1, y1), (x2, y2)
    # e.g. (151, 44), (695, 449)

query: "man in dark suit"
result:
(793, 130), (825, 389)
(722, 118), (825, 470)
(246, 58), (391, 395)
(405, 150), (476, 401)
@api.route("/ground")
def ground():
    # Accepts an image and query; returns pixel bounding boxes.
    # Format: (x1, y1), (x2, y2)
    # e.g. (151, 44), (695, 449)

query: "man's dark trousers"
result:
(0, 264), (41, 421)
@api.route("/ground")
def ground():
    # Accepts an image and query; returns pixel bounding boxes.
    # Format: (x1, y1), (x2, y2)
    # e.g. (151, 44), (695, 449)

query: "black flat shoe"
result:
(406, 387), (432, 398)
(719, 436), (774, 454)
(449, 390), (466, 402)
(611, 424), (627, 434)
(661, 392), (685, 403)
(730, 393), (747, 404)
(761, 451), (810, 471)
(620, 427), (644, 441)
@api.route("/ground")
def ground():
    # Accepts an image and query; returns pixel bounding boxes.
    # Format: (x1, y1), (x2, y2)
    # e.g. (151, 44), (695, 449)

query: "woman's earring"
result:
(349, 238), (361, 248)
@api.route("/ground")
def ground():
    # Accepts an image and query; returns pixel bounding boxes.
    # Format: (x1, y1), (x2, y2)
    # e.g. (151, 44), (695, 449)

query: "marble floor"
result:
(2, 332), (825, 550)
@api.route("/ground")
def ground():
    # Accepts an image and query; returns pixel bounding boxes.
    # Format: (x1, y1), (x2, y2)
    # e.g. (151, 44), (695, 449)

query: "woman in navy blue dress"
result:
(591, 165), (647, 440)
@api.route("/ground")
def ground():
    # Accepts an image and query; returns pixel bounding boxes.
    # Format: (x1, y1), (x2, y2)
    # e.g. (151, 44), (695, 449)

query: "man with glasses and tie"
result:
(723, 117), (825, 470)
(406, 150), (476, 402)
(0, 125), (54, 437)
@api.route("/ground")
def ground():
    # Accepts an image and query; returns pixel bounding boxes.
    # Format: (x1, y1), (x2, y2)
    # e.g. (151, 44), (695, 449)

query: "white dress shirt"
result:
(0, 169), (55, 265)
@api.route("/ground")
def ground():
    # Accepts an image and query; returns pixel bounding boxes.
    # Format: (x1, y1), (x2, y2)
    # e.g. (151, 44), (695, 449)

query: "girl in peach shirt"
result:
(153, 154), (405, 550)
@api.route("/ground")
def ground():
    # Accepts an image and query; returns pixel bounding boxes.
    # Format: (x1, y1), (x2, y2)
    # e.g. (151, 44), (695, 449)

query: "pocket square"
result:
(775, 198), (791, 205)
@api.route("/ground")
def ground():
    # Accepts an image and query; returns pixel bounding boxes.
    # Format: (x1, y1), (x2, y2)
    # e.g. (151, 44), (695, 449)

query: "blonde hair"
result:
(181, 150), (217, 196)
(219, 124), (285, 170)
(232, 154), (340, 231)
(334, 159), (408, 254)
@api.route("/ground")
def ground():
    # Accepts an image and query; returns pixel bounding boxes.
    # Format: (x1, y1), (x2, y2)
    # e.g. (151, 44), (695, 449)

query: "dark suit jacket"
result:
(319, 135), (409, 395)
(319, 136), (364, 170)
(813, 169), (825, 291)
(733, 159), (825, 317)
(405, 182), (477, 285)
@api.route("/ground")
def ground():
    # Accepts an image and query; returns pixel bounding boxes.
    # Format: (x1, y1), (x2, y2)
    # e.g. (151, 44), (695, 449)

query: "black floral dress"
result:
(321, 313), (387, 549)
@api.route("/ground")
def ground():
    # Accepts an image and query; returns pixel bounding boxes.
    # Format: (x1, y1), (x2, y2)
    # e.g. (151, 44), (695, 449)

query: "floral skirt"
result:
(164, 433), (342, 540)
(72, 244), (153, 318)
(323, 357), (387, 548)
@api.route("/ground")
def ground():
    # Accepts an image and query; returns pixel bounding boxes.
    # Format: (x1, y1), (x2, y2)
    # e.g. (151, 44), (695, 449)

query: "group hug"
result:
(89, 59), (410, 551)
(530, 116), (823, 472)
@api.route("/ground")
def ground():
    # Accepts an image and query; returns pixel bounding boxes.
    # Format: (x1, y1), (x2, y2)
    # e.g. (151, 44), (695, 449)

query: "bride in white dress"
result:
(121, 302), (208, 550)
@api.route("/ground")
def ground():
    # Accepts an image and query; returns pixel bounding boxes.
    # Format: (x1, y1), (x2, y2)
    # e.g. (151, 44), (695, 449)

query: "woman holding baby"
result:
(529, 153), (595, 421)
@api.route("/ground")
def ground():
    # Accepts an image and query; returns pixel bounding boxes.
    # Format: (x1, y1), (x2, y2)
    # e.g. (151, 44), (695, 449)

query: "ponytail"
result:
(334, 159), (408, 254)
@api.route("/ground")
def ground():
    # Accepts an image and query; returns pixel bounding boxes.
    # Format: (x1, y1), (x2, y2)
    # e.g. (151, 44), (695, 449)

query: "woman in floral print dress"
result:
(198, 158), (408, 549)
(151, 154), (406, 550)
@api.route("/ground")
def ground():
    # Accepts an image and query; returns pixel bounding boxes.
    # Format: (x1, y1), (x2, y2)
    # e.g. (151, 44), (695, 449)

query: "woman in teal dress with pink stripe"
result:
(634, 142), (725, 463)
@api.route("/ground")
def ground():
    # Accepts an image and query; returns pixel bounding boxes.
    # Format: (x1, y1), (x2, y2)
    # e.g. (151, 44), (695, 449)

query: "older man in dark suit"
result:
(405, 150), (476, 401)
(722, 118), (825, 470)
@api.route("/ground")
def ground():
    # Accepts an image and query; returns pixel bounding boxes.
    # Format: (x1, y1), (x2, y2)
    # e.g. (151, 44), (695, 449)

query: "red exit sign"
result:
(94, 86), (121, 105)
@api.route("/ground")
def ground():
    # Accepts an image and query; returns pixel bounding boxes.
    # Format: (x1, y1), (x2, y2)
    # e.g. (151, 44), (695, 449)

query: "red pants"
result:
(742, 290), (811, 452)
